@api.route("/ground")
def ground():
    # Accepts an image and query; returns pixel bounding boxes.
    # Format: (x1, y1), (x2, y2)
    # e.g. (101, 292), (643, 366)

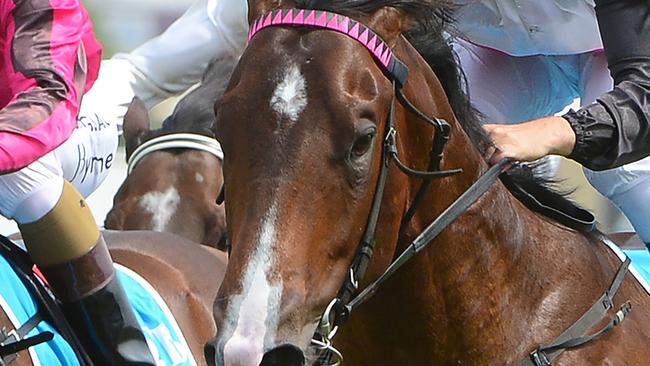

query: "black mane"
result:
(296, 0), (586, 229)
(140, 56), (237, 143)
(404, 12), (491, 154)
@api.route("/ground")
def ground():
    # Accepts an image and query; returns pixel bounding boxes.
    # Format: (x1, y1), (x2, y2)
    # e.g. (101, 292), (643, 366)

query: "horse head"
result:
(204, 1), (487, 364)
(106, 68), (229, 249)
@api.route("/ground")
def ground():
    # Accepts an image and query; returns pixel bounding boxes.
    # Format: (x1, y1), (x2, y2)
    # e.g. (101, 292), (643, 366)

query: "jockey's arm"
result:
(484, 0), (650, 169)
(564, 0), (650, 170)
(0, 0), (96, 174)
(88, 0), (248, 132)
(119, 0), (248, 107)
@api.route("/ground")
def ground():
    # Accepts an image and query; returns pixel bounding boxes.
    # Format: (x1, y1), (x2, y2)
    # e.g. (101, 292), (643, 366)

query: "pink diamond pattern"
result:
(272, 10), (283, 24)
(294, 9), (305, 24)
(283, 10), (294, 23)
(315, 11), (327, 27)
(327, 15), (339, 29)
(358, 28), (369, 45)
(304, 10), (316, 25)
(348, 22), (360, 38)
(248, 9), (401, 79)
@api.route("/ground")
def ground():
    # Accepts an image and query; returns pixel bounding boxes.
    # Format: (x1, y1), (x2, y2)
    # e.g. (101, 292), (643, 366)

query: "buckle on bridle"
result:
(0, 329), (18, 365)
(529, 348), (551, 366)
(385, 127), (398, 157)
(385, 127), (396, 145)
(311, 299), (343, 366)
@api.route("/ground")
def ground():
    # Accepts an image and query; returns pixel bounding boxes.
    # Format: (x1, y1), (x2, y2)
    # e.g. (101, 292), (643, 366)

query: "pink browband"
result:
(248, 8), (409, 85)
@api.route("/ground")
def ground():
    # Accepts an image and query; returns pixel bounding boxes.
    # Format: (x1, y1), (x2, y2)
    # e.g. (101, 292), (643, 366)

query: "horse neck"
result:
(343, 39), (606, 364)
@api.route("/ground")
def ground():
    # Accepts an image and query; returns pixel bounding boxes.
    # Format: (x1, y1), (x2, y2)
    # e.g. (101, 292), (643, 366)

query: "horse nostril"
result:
(204, 337), (221, 366)
(216, 232), (230, 254)
(260, 344), (305, 366)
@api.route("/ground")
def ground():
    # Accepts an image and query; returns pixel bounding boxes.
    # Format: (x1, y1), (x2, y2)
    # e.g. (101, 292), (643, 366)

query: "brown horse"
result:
(205, 1), (650, 365)
(105, 58), (235, 248)
(0, 230), (226, 366)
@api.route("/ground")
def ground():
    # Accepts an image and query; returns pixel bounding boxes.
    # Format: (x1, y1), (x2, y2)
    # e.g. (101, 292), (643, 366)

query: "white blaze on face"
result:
(195, 172), (205, 183)
(270, 63), (307, 124)
(138, 187), (181, 231)
(223, 203), (283, 366)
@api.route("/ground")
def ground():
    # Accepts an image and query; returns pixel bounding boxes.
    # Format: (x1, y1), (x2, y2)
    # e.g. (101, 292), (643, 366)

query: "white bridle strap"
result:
(127, 133), (224, 175)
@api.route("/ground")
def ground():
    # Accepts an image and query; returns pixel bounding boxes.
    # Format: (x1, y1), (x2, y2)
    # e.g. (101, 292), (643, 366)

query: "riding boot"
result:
(60, 274), (156, 365)
(19, 181), (155, 365)
(46, 237), (155, 365)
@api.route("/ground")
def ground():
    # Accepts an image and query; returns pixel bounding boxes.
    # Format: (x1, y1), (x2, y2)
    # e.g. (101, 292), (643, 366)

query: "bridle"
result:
(127, 133), (224, 174)
(248, 8), (631, 366)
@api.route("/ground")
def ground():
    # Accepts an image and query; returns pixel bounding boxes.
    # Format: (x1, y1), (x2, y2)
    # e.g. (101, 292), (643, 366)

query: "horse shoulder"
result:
(104, 230), (227, 363)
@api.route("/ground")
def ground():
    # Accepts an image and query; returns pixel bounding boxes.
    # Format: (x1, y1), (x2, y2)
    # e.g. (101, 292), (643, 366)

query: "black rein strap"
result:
(331, 81), (509, 326)
(344, 158), (511, 317)
(333, 85), (400, 319)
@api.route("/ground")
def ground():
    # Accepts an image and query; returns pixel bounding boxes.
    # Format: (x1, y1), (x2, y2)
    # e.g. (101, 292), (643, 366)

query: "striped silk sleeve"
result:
(0, 0), (91, 174)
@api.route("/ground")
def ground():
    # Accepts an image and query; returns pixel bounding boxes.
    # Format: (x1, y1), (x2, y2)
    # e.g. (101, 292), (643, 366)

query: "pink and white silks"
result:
(0, 0), (101, 174)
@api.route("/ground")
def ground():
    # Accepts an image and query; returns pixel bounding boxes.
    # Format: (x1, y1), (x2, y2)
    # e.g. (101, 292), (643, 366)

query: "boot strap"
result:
(1, 313), (53, 363)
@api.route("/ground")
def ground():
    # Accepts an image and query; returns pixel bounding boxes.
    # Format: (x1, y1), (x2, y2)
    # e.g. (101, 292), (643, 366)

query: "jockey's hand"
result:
(483, 116), (577, 165)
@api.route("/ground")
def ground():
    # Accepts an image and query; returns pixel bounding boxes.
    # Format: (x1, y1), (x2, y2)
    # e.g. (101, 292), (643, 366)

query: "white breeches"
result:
(0, 105), (117, 224)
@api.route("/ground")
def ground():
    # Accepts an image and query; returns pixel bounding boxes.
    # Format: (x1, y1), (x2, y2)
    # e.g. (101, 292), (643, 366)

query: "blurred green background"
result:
(84, 0), (193, 56)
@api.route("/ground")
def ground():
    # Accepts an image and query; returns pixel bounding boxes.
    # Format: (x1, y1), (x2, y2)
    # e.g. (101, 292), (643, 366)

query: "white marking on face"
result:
(270, 63), (307, 124)
(195, 173), (204, 183)
(138, 187), (181, 231)
(223, 202), (282, 366)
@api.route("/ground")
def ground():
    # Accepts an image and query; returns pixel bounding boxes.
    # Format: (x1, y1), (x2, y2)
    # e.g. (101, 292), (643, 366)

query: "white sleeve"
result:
(81, 0), (249, 135)
(113, 0), (249, 109)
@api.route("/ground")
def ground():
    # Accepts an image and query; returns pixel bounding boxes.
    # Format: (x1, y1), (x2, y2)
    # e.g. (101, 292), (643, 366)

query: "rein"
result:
(127, 133), (224, 174)
(248, 9), (632, 366)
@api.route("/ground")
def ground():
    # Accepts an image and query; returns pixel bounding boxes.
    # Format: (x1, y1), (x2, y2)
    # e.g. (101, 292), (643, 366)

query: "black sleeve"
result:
(564, 0), (650, 171)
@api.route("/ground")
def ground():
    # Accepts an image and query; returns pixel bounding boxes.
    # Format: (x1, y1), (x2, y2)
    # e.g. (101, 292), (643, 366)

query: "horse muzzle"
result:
(260, 344), (306, 366)
(204, 338), (305, 366)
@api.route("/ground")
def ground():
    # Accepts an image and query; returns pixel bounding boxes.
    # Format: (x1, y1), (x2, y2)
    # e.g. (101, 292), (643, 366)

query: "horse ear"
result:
(247, 0), (306, 22)
(246, 0), (280, 23)
(123, 97), (150, 161)
(365, 7), (413, 46)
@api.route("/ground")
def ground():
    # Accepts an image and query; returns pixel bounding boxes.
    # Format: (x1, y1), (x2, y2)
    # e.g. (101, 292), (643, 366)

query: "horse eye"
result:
(350, 131), (376, 158)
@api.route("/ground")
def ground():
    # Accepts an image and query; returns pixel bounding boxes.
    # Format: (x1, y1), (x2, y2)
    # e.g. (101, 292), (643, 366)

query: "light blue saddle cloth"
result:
(0, 255), (196, 365)
(623, 249), (650, 285)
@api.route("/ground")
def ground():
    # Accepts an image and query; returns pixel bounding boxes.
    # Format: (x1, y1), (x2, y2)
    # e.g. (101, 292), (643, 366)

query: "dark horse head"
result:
(205, 0), (474, 363)
(206, 0), (650, 365)
(105, 58), (235, 249)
